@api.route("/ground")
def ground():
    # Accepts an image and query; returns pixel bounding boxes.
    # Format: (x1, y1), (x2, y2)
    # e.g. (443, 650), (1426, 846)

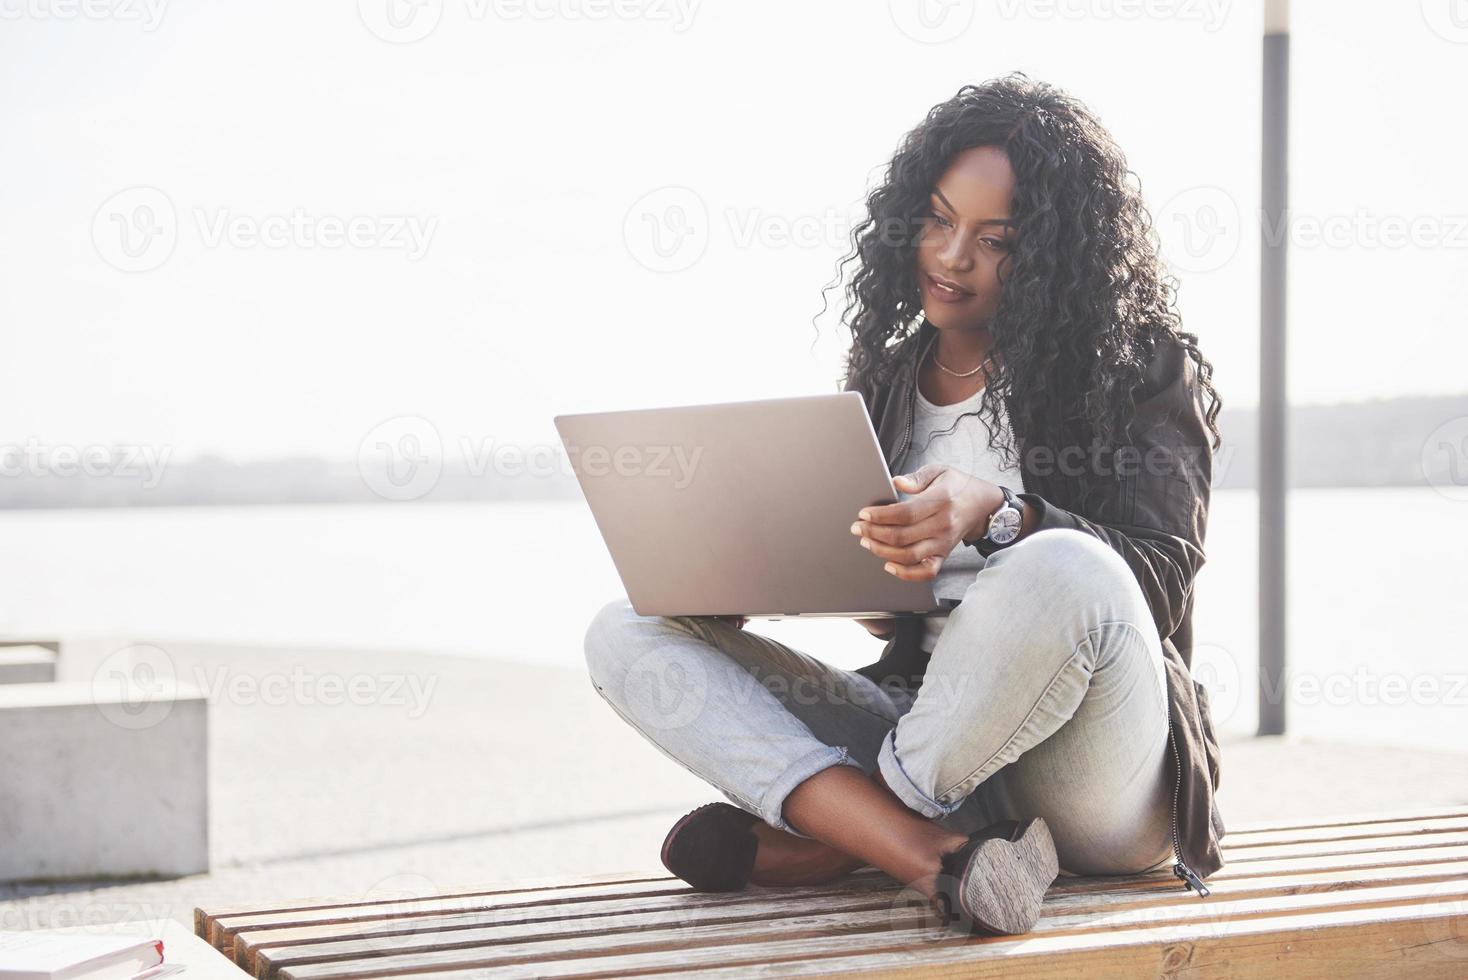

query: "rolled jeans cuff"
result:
(759, 744), (864, 839)
(877, 727), (966, 820)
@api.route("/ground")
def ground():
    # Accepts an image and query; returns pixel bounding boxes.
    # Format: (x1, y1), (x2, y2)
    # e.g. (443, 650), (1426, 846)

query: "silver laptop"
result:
(553, 392), (954, 619)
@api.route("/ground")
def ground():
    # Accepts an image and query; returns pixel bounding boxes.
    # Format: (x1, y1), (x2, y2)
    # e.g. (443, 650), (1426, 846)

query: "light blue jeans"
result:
(582, 527), (1175, 877)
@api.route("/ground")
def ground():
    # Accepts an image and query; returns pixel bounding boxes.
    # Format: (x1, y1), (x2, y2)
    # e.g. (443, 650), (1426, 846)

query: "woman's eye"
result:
(928, 211), (952, 228)
(982, 238), (1009, 251)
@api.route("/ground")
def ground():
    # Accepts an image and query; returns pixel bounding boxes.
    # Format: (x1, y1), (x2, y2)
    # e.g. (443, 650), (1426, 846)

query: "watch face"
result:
(989, 507), (1022, 545)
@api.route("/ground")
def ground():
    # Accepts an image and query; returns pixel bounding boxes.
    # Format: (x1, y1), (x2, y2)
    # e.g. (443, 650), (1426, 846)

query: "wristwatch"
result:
(974, 485), (1024, 557)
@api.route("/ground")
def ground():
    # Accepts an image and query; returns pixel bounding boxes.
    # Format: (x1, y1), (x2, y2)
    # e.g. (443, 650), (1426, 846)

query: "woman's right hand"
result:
(855, 617), (896, 639)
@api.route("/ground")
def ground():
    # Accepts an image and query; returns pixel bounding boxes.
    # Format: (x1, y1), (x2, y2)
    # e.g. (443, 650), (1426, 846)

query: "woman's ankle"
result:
(748, 822), (864, 885)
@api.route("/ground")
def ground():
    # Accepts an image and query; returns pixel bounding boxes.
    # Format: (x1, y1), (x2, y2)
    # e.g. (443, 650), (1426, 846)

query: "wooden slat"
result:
(245, 863), (1468, 980)
(1222, 804), (1468, 835)
(229, 847), (1468, 968)
(1222, 815), (1468, 848)
(195, 807), (1468, 980)
(273, 886), (1468, 974)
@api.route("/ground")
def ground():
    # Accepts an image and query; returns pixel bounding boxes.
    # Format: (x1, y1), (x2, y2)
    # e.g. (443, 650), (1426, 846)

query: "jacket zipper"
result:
(1167, 710), (1211, 897)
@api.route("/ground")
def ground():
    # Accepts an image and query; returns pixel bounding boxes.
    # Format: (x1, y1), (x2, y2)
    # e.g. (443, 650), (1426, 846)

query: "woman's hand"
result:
(854, 617), (897, 638)
(711, 615), (747, 630)
(850, 463), (1004, 582)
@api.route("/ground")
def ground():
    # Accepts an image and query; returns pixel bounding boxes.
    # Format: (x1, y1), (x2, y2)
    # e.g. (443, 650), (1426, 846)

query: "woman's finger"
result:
(883, 554), (944, 581)
(852, 511), (949, 547)
(860, 532), (949, 567)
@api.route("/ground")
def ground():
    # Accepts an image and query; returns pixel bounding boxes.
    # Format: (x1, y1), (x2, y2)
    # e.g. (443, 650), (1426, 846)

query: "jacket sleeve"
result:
(1004, 342), (1212, 642)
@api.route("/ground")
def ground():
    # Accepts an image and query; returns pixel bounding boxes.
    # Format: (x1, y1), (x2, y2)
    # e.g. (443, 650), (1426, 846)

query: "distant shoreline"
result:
(3, 395), (1464, 509)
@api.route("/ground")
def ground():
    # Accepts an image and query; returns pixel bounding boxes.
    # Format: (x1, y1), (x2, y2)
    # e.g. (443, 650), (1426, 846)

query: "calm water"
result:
(1, 488), (1463, 752)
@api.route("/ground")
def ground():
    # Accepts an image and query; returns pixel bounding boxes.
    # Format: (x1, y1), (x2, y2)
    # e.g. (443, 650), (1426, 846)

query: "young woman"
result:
(583, 73), (1225, 936)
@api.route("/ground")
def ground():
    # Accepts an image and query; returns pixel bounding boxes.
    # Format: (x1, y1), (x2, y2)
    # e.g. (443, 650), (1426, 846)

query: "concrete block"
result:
(0, 681), (209, 881)
(0, 638), (61, 655)
(0, 645), (57, 684)
(54, 635), (141, 684)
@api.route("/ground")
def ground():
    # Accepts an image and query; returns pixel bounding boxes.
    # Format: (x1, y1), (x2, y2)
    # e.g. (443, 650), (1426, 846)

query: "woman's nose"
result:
(937, 233), (974, 273)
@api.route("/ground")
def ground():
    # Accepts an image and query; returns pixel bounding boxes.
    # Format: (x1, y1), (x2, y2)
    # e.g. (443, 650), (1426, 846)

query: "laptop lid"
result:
(554, 391), (942, 619)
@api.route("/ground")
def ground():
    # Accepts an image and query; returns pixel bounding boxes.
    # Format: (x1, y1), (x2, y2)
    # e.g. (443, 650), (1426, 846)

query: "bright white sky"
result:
(2, 0), (1465, 462)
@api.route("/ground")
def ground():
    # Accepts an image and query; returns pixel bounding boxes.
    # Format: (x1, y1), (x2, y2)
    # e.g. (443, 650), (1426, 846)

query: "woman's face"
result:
(913, 145), (1017, 333)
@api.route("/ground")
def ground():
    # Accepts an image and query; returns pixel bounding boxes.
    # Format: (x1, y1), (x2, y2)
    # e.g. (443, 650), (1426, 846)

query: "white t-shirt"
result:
(901, 382), (1023, 653)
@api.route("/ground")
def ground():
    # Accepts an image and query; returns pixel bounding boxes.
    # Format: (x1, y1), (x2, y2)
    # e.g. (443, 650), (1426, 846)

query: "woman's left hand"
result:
(850, 463), (1004, 582)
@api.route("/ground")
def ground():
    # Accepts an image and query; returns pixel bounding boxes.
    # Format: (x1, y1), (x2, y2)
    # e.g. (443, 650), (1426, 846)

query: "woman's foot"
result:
(660, 803), (865, 891)
(926, 816), (1060, 935)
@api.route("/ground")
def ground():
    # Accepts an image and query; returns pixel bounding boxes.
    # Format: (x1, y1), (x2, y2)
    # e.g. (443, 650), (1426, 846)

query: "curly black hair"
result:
(824, 72), (1223, 465)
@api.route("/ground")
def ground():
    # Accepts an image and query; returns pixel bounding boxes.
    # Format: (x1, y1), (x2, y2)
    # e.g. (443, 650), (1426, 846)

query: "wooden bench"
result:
(195, 805), (1468, 978)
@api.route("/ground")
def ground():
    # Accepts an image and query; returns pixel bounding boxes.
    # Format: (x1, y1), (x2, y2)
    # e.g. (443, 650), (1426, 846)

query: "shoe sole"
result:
(955, 817), (1059, 935)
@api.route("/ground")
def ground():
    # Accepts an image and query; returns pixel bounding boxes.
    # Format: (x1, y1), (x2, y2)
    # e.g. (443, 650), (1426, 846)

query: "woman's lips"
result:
(924, 273), (972, 303)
